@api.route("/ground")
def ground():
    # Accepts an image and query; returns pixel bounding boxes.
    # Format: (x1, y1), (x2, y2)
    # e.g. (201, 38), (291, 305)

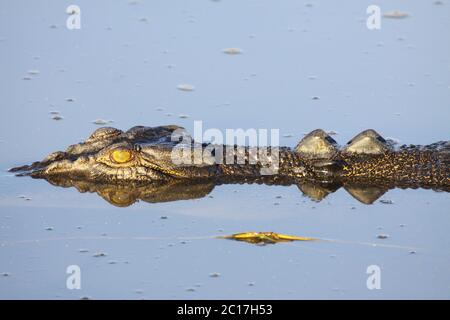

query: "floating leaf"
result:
(218, 232), (315, 245)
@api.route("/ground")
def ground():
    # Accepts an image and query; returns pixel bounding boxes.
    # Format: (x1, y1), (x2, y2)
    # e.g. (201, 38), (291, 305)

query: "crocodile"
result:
(9, 125), (450, 205)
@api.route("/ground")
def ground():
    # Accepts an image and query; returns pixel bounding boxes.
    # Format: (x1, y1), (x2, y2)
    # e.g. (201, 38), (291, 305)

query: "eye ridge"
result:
(109, 148), (134, 164)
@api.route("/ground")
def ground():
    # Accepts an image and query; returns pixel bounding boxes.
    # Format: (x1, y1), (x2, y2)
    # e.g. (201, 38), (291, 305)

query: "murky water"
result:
(0, 0), (449, 299)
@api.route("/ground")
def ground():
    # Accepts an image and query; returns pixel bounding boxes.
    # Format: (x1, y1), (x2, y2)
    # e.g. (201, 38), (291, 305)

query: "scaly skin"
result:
(9, 125), (450, 204)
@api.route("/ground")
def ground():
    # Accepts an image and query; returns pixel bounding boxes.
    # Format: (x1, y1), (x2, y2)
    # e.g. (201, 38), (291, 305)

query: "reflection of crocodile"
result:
(10, 125), (450, 204)
(31, 176), (443, 207)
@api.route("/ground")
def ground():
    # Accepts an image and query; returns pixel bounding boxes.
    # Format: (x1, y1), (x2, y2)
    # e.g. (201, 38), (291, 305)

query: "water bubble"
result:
(92, 119), (113, 125)
(177, 84), (195, 92)
(93, 252), (107, 257)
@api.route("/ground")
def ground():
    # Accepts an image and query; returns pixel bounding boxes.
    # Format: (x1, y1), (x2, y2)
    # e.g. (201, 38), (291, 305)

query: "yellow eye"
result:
(110, 149), (133, 164)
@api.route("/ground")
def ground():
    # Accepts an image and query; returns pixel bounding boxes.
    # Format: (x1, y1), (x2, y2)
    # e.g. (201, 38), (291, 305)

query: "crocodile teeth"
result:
(294, 129), (338, 159)
(342, 129), (390, 155)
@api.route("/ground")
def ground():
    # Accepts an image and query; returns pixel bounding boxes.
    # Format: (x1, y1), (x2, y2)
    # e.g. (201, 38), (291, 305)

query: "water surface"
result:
(0, 0), (449, 299)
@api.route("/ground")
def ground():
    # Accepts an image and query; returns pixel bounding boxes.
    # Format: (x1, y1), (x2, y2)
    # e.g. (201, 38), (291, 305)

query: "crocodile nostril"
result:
(134, 144), (142, 152)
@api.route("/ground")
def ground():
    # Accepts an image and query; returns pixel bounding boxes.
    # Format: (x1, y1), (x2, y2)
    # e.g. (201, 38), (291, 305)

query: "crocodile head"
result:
(9, 125), (215, 182)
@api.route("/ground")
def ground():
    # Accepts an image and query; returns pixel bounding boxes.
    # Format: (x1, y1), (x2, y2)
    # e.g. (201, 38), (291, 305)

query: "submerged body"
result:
(9, 125), (450, 199)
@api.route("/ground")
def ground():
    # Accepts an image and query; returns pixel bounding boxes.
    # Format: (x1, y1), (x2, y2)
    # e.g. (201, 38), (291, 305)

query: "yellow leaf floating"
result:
(218, 232), (315, 245)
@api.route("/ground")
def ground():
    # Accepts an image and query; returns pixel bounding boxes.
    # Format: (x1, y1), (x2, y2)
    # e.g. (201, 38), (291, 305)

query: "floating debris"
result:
(92, 119), (113, 125)
(379, 199), (394, 205)
(80, 296), (92, 300)
(186, 288), (196, 292)
(283, 133), (293, 138)
(78, 249), (89, 253)
(65, 98), (75, 102)
(1, 272), (11, 277)
(22, 76), (32, 81)
(45, 227), (54, 231)
(160, 216), (168, 220)
(178, 114), (189, 119)
(93, 252), (107, 258)
(155, 107), (164, 111)
(327, 130), (339, 136)
(377, 234), (389, 239)
(138, 17), (149, 23)
(222, 47), (243, 55)
(49, 111), (60, 115)
(219, 232), (315, 245)
(108, 260), (118, 265)
(209, 272), (221, 278)
(177, 84), (195, 92)
(49, 24), (58, 29)
(312, 96), (320, 100)
(247, 282), (255, 286)
(27, 69), (40, 75)
(383, 11), (410, 19)
(52, 114), (64, 121)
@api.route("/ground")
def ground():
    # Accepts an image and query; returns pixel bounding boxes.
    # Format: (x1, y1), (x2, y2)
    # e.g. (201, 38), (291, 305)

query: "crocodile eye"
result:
(110, 149), (133, 164)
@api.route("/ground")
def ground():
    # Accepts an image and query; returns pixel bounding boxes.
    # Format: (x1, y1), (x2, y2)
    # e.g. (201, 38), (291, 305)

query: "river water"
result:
(0, 0), (449, 299)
